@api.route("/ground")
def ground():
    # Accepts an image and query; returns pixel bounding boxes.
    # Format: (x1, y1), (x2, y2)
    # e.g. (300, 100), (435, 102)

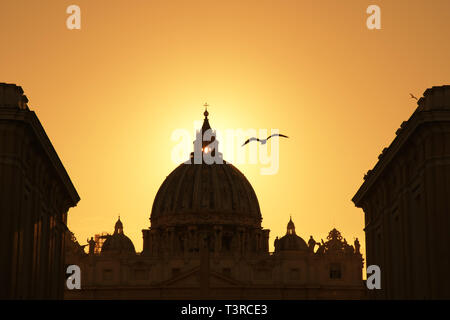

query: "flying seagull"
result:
(410, 93), (418, 101)
(242, 133), (289, 146)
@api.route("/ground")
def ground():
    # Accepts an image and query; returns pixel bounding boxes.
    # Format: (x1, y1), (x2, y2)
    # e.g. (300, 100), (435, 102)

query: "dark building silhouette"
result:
(0, 83), (79, 299)
(353, 85), (450, 299)
(66, 109), (365, 299)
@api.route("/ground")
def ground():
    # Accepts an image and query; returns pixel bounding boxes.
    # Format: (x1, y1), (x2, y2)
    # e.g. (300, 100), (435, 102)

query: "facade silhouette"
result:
(4, 81), (449, 300)
(353, 85), (450, 299)
(0, 83), (80, 299)
(65, 110), (364, 299)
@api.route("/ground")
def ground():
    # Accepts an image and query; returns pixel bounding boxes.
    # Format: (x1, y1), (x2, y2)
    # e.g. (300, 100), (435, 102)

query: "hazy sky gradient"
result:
(2, 1), (450, 260)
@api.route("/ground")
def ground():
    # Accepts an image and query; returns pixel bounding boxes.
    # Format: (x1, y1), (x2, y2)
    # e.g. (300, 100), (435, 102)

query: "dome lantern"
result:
(287, 216), (295, 235)
(114, 216), (123, 234)
(190, 105), (223, 164)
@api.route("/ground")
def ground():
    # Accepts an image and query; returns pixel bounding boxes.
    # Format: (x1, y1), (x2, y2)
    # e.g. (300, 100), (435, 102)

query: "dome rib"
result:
(172, 164), (190, 211)
(221, 162), (238, 212)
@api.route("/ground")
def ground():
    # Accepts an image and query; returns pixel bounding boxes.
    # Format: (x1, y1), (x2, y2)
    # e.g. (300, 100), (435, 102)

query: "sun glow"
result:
(7, 0), (450, 260)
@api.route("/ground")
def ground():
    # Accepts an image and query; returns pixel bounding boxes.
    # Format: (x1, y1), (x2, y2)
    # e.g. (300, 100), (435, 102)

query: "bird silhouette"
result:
(242, 133), (289, 146)
(410, 93), (418, 101)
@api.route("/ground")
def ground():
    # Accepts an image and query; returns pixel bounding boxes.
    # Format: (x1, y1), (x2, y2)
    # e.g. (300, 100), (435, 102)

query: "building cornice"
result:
(0, 107), (80, 206)
(352, 109), (450, 207)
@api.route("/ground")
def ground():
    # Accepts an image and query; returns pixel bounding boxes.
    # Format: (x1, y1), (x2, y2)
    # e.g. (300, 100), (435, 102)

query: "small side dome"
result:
(101, 217), (136, 255)
(274, 218), (309, 252)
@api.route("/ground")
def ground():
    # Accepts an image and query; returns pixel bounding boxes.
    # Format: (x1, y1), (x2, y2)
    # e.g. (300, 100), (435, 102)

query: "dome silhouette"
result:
(275, 218), (309, 252)
(151, 161), (261, 228)
(150, 109), (262, 229)
(101, 217), (136, 255)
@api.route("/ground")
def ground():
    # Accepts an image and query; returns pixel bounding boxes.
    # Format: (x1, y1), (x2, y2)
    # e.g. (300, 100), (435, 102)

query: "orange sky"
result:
(2, 1), (450, 262)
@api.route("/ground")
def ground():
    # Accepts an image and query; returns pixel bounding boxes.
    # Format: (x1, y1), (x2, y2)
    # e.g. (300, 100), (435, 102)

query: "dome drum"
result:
(151, 212), (262, 230)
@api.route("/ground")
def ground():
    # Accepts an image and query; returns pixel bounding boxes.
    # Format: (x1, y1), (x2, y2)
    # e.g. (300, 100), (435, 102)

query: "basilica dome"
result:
(150, 110), (262, 228)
